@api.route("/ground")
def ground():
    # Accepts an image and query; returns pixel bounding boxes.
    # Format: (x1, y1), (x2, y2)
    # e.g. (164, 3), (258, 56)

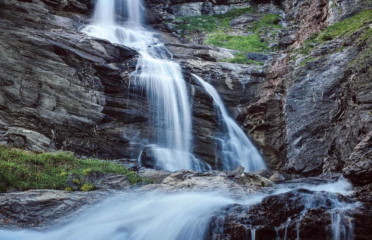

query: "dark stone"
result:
(208, 188), (357, 240)
(0, 190), (107, 228)
(246, 52), (271, 62)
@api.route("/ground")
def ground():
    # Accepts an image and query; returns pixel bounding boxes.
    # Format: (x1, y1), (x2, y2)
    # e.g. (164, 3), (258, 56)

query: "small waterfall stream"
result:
(193, 74), (266, 171)
(83, 0), (202, 171)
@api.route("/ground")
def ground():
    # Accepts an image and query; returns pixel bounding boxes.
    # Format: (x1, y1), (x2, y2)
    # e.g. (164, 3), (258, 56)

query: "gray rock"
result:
(246, 52), (271, 62)
(0, 190), (107, 228)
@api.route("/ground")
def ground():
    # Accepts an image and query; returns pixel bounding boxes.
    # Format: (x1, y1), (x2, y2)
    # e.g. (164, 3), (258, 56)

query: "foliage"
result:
(0, 145), (141, 192)
(298, 10), (372, 54)
(318, 10), (372, 41)
(176, 7), (253, 33)
(249, 14), (282, 33)
(206, 32), (269, 52)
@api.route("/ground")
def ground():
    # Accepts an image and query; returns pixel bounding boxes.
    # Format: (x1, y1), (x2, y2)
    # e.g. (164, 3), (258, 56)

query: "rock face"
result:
(0, 0), (147, 160)
(0, 190), (106, 228)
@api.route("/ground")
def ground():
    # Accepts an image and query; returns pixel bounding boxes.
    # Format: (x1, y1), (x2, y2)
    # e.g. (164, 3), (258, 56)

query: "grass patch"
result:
(249, 14), (282, 33)
(318, 10), (372, 41)
(0, 145), (141, 192)
(175, 10), (282, 63)
(206, 33), (269, 52)
(298, 10), (372, 54)
(176, 7), (253, 33)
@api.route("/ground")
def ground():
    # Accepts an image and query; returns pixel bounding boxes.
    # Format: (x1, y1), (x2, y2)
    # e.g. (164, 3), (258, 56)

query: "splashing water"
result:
(0, 178), (359, 240)
(192, 74), (266, 172)
(0, 192), (234, 240)
(82, 0), (207, 171)
(81, 0), (266, 172)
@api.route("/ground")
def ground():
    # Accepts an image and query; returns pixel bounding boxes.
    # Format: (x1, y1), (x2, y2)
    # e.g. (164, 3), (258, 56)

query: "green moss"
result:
(0, 145), (142, 192)
(175, 9), (282, 56)
(299, 56), (317, 66)
(206, 33), (269, 52)
(249, 14), (282, 33)
(318, 10), (372, 41)
(176, 15), (219, 32)
(349, 28), (372, 71)
(175, 7), (253, 33)
(80, 183), (95, 192)
(298, 10), (372, 54)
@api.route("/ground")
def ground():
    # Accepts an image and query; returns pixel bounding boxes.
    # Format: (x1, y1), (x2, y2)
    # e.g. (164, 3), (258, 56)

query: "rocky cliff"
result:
(0, 0), (371, 184)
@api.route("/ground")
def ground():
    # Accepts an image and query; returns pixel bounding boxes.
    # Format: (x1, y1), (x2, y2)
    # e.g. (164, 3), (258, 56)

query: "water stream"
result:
(83, 0), (199, 171)
(0, 179), (359, 240)
(193, 74), (266, 172)
(82, 0), (266, 172)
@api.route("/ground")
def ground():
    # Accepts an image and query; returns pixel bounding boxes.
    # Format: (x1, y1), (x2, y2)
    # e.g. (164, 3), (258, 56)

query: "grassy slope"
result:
(175, 8), (282, 64)
(299, 10), (372, 55)
(0, 145), (141, 192)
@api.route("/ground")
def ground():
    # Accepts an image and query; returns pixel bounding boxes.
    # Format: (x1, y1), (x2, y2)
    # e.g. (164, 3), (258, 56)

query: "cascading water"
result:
(81, 0), (265, 172)
(0, 179), (360, 240)
(193, 74), (266, 172)
(82, 0), (208, 171)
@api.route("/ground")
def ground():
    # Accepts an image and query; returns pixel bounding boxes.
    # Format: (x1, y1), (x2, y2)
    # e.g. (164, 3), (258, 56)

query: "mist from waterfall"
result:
(193, 74), (266, 172)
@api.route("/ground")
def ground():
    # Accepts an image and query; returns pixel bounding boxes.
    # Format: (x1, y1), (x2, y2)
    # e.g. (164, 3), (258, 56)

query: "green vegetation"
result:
(299, 10), (372, 54)
(0, 145), (141, 192)
(175, 9), (282, 64)
(249, 14), (282, 33)
(205, 33), (269, 52)
(318, 10), (372, 41)
(176, 7), (253, 32)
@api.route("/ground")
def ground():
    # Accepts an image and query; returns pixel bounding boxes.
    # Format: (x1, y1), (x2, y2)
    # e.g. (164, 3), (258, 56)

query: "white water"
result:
(81, 0), (266, 172)
(0, 192), (233, 240)
(193, 74), (266, 172)
(0, 178), (359, 240)
(82, 0), (204, 171)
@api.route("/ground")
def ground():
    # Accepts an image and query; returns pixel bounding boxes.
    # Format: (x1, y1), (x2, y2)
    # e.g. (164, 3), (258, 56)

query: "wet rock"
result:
(138, 168), (172, 184)
(208, 188), (357, 240)
(269, 172), (285, 183)
(139, 169), (271, 195)
(0, 190), (107, 228)
(343, 132), (372, 185)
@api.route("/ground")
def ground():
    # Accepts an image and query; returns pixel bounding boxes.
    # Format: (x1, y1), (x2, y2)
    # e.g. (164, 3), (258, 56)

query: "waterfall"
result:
(82, 0), (209, 171)
(81, 0), (264, 172)
(193, 74), (266, 172)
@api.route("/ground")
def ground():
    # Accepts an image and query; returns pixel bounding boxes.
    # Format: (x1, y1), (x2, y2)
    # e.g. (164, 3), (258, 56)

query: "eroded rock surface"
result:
(0, 190), (107, 228)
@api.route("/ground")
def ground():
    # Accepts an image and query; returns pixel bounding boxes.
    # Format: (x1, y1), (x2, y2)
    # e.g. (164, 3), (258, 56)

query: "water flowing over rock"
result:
(193, 74), (266, 172)
(80, 0), (265, 172)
